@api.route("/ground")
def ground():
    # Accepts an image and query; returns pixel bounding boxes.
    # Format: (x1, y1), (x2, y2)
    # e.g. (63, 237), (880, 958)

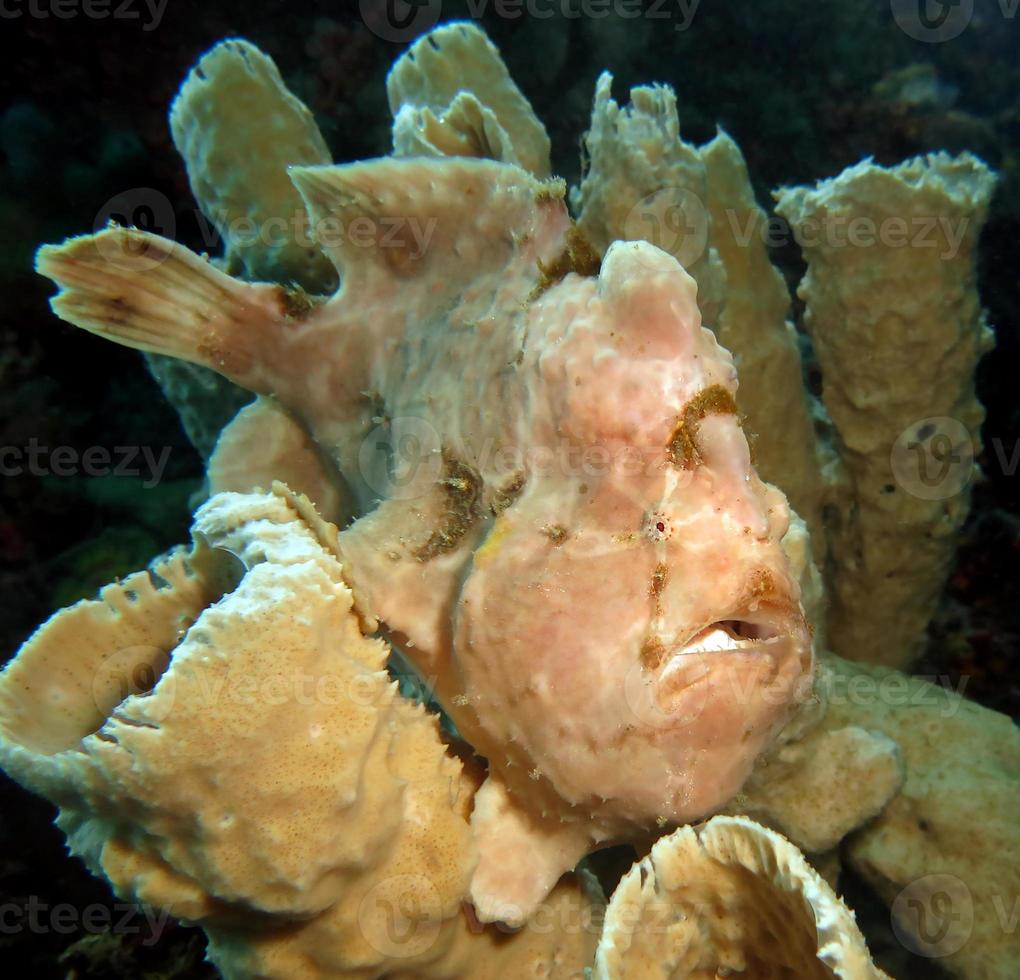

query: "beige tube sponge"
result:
(724, 650), (1020, 980)
(774, 153), (996, 668)
(731, 714), (904, 855)
(572, 72), (726, 325)
(700, 130), (840, 556)
(170, 38), (336, 293)
(594, 815), (888, 979)
(0, 488), (598, 978)
(387, 21), (551, 177)
(825, 658), (1020, 980)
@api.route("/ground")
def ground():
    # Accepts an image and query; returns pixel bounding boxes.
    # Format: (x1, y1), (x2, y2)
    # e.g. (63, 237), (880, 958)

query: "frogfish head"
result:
(452, 240), (815, 832)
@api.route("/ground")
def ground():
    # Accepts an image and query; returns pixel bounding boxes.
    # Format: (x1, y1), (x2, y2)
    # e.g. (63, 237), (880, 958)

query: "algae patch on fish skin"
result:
(667, 384), (738, 469)
(274, 285), (324, 319)
(541, 524), (569, 544)
(415, 452), (483, 561)
(490, 472), (526, 515)
(640, 635), (668, 670)
(532, 225), (602, 298)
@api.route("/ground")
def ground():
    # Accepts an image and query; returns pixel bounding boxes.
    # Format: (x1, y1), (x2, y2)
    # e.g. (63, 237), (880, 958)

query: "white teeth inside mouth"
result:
(680, 620), (779, 654)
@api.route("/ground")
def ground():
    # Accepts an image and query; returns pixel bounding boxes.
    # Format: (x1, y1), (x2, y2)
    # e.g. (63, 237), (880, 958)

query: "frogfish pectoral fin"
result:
(35, 227), (297, 393)
(468, 773), (594, 928)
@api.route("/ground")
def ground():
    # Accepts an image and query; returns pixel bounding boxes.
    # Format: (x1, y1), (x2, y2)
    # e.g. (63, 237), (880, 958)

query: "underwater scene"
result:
(1, 1), (1018, 977)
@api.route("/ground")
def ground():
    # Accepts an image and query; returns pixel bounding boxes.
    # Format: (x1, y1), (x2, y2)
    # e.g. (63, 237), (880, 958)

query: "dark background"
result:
(1, 1), (1018, 975)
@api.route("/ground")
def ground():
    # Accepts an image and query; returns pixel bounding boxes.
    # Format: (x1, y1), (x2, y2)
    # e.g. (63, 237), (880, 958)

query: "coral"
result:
(150, 37), (343, 460)
(594, 815), (888, 979)
(775, 155), (996, 668)
(387, 22), (551, 178)
(724, 651), (1020, 979)
(0, 488), (600, 978)
(831, 658), (1020, 980)
(169, 38), (335, 292)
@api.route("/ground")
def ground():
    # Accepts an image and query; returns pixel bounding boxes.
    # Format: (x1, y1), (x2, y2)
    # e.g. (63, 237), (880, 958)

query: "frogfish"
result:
(38, 156), (813, 924)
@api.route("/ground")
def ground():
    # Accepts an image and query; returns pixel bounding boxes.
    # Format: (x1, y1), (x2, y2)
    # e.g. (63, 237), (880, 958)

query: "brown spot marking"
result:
(490, 472), (526, 515)
(667, 384), (738, 469)
(126, 232), (173, 265)
(275, 285), (323, 319)
(640, 635), (668, 670)
(531, 226), (602, 299)
(649, 561), (668, 614)
(542, 524), (568, 545)
(748, 568), (775, 601)
(415, 452), (482, 561)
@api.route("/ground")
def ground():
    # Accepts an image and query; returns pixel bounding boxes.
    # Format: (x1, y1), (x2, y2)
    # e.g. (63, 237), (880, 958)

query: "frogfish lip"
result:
(654, 613), (812, 708)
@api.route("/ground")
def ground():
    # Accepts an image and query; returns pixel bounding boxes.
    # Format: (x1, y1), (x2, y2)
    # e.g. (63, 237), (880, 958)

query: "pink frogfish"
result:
(37, 157), (813, 924)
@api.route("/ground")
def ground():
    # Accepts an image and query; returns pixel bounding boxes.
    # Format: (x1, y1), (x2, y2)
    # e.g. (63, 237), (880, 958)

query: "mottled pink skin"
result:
(37, 158), (813, 927)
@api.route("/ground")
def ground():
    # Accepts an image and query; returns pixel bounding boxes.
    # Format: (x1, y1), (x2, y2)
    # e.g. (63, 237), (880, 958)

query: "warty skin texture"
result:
(37, 156), (813, 923)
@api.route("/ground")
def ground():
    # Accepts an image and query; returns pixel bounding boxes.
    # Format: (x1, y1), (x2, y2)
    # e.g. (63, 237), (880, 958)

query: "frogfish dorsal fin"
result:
(288, 157), (569, 289)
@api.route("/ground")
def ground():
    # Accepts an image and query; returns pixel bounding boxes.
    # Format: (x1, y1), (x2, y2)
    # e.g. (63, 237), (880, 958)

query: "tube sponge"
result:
(775, 152), (996, 668)
(594, 815), (888, 979)
(387, 21), (551, 177)
(170, 38), (336, 293)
